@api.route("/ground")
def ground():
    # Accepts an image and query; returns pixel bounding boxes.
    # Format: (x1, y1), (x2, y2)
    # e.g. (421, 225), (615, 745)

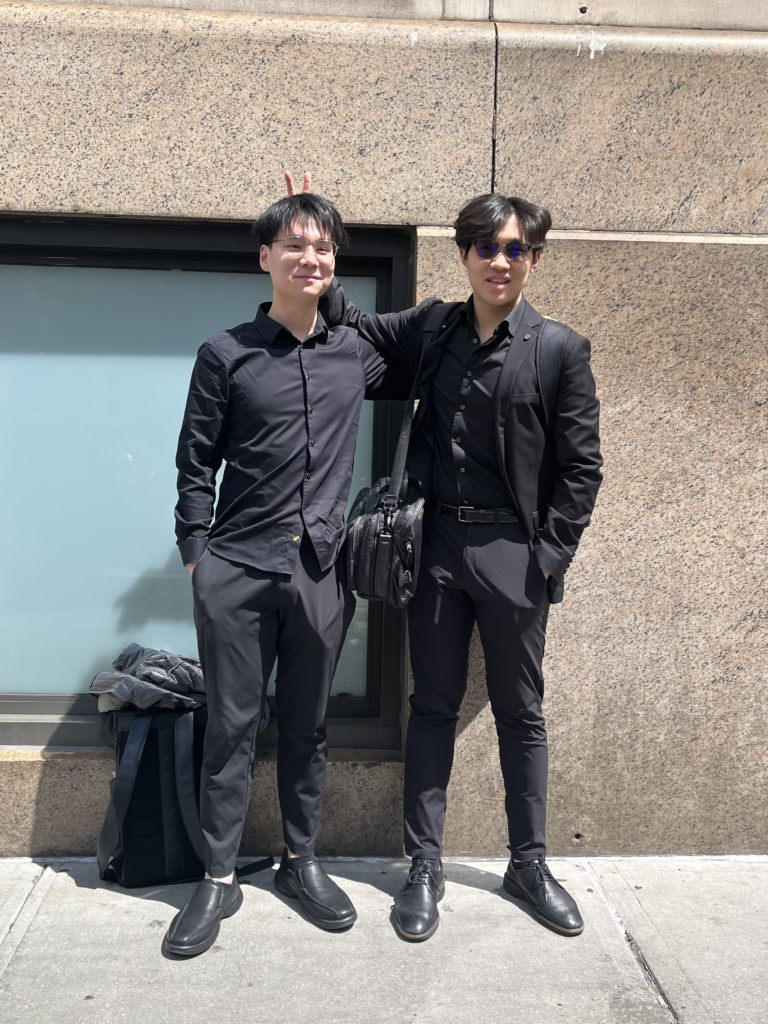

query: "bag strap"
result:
(537, 317), (570, 431)
(236, 857), (275, 880)
(174, 711), (207, 866)
(96, 712), (153, 877)
(386, 301), (463, 499)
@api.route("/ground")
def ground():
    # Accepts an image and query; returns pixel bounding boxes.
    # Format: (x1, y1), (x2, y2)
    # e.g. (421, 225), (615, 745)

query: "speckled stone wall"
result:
(417, 231), (768, 855)
(495, 25), (768, 234)
(0, 4), (493, 225)
(0, 750), (404, 857)
(1, 3), (767, 857)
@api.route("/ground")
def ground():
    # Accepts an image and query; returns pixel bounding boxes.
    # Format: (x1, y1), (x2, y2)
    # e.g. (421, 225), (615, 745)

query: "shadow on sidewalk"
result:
(324, 860), (544, 929)
(51, 861), (198, 912)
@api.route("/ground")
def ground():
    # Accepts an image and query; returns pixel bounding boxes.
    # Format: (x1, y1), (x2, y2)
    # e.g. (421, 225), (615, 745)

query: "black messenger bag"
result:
(345, 302), (460, 608)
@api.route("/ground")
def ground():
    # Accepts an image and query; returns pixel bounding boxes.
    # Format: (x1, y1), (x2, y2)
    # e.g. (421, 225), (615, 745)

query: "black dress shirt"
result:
(175, 305), (406, 574)
(431, 298), (527, 508)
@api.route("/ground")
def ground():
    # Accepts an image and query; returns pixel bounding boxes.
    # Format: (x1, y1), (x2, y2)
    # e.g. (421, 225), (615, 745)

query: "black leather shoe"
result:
(274, 850), (357, 931)
(162, 878), (243, 956)
(394, 859), (445, 941)
(503, 856), (584, 936)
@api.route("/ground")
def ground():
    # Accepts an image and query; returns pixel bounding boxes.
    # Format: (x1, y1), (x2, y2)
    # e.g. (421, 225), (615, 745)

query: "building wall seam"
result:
(418, 227), (768, 245)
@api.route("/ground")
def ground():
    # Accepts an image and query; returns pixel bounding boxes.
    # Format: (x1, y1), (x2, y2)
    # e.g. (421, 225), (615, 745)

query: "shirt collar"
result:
(254, 303), (329, 346)
(459, 295), (528, 340)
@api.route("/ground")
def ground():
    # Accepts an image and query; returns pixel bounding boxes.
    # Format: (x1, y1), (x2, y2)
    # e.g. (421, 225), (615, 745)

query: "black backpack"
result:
(97, 707), (209, 888)
(97, 706), (272, 888)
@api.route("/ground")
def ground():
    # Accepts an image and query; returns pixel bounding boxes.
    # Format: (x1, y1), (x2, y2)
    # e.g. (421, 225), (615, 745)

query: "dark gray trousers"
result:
(405, 516), (550, 863)
(192, 538), (355, 877)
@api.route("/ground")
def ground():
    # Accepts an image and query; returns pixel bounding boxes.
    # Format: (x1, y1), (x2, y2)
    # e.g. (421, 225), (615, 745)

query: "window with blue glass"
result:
(0, 218), (410, 747)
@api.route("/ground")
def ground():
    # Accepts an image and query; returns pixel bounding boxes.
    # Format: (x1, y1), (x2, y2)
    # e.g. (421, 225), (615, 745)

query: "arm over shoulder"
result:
(320, 277), (442, 374)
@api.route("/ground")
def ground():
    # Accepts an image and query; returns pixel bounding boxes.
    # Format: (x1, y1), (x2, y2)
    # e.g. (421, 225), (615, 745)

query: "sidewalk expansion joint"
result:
(584, 861), (681, 1024)
(0, 865), (59, 982)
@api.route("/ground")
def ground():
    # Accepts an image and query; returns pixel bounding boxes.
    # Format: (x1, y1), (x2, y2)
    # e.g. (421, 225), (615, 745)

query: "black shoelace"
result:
(407, 862), (434, 886)
(524, 856), (555, 902)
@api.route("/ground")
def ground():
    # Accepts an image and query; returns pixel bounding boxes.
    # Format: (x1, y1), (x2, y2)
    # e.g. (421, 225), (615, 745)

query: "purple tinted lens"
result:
(475, 242), (498, 259)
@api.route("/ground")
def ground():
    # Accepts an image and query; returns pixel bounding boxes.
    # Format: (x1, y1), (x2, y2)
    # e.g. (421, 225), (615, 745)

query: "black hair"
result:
(453, 193), (552, 252)
(254, 193), (349, 249)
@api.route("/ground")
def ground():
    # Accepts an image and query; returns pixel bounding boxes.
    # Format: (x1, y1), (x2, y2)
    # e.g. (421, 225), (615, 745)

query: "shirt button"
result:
(460, 405), (465, 411)
(462, 501), (469, 506)
(308, 405), (313, 413)
(466, 371), (473, 378)
(302, 503), (308, 510)
(308, 440), (315, 447)
(305, 472), (311, 481)
(459, 468), (466, 473)
(473, 338), (479, 345)
(455, 437), (461, 443)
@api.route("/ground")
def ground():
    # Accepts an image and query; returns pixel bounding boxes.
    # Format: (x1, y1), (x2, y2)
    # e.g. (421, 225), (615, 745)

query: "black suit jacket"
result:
(321, 281), (603, 602)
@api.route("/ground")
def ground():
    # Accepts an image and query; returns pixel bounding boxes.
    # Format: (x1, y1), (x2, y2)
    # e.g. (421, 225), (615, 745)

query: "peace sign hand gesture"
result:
(284, 171), (312, 195)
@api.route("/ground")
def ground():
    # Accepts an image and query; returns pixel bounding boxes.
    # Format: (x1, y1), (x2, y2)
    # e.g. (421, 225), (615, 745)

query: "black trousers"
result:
(192, 538), (355, 877)
(404, 515), (550, 863)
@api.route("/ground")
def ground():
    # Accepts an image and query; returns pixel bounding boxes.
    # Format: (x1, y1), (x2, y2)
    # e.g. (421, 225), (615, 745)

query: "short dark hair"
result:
(453, 193), (552, 252)
(254, 194), (349, 249)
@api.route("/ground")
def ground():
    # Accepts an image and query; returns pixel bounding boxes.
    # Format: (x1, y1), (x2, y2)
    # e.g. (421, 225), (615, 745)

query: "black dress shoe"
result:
(394, 859), (445, 941)
(274, 850), (357, 931)
(162, 878), (243, 956)
(503, 856), (584, 936)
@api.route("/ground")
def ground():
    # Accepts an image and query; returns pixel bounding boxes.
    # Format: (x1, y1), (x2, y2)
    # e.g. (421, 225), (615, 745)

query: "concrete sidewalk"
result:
(0, 857), (765, 1024)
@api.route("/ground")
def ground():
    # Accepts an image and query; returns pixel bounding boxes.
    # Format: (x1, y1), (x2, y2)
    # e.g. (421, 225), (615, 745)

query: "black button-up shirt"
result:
(175, 305), (405, 574)
(431, 298), (527, 508)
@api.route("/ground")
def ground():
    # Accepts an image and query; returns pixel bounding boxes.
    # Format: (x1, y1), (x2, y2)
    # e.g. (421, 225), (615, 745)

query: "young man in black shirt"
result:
(321, 193), (603, 941)
(164, 189), (406, 956)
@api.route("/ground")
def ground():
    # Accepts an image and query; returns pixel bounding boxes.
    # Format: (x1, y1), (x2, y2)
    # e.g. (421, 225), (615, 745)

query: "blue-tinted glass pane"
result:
(0, 264), (377, 696)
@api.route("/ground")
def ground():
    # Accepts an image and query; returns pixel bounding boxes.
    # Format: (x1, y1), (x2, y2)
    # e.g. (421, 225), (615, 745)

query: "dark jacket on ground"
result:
(320, 281), (603, 602)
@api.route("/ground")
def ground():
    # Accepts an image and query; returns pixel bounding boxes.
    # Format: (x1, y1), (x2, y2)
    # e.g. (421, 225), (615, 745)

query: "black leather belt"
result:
(430, 501), (518, 524)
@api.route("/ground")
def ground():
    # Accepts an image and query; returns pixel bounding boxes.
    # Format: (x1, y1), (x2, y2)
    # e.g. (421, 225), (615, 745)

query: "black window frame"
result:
(0, 214), (414, 751)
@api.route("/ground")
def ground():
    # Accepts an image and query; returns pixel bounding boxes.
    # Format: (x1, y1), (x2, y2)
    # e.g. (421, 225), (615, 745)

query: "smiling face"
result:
(459, 214), (541, 312)
(259, 217), (335, 304)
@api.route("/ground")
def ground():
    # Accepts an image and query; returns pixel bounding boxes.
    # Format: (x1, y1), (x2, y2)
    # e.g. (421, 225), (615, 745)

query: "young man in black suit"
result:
(321, 193), (603, 940)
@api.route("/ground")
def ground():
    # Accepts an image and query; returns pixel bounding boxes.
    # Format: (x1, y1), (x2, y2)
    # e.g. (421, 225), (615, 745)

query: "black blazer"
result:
(321, 281), (603, 602)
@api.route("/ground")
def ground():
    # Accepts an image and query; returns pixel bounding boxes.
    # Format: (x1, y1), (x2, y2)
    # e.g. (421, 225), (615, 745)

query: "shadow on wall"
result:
(114, 549), (193, 632)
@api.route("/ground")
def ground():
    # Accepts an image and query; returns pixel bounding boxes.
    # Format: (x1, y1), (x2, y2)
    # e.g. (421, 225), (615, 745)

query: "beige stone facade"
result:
(0, 0), (765, 857)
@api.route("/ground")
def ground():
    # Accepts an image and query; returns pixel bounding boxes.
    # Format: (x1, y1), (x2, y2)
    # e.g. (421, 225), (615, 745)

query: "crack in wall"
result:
(491, 19), (499, 192)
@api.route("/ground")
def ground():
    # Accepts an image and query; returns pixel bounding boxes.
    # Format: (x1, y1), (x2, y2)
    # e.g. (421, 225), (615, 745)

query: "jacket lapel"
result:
(493, 299), (543, 494)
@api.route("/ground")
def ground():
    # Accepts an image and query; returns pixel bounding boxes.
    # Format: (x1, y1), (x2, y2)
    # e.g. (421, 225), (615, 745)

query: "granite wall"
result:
(0, 2), (765, 856)
(0, 5), (494, 224)
(0, 750), (404, 858)
(417, 231), (768, 854)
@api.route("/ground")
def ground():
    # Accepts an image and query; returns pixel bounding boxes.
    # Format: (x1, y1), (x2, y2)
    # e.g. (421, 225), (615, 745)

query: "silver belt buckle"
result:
(457, 506), (474, 523)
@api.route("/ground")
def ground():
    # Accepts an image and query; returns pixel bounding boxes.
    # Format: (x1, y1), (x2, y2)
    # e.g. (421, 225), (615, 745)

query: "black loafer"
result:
(394, 859), (445, 941)
(274, 850), (357, 931)
(503, 856), (584, 936)
(162, 878), (243, 956)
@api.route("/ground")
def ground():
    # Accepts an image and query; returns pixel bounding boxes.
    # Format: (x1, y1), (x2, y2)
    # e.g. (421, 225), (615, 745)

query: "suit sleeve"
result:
(357, 335), (413, 401)
(532, 332), (603, 583)
(320, 277), (439, 376)
(174, 341), (229, 566)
